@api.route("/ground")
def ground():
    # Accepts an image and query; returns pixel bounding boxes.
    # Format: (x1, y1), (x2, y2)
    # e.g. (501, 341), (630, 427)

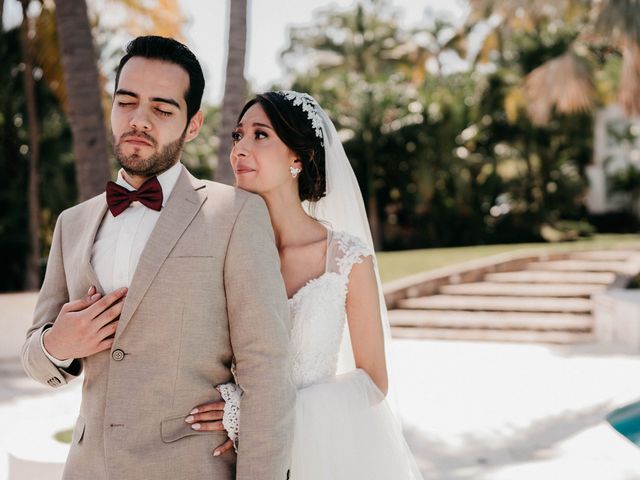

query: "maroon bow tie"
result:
(106, 176), (163, 217)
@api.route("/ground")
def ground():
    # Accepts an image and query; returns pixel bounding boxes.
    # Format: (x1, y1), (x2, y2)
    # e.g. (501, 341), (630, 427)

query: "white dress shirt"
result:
(41, 162), (184, 366)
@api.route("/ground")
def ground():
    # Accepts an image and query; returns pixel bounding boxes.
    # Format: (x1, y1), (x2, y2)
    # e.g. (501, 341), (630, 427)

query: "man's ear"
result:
(184, 110), (204, 142)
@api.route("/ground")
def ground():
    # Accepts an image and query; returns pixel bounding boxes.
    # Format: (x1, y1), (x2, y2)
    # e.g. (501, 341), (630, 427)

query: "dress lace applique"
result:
(287, 230), (374, 388)
(215, 382), (243, 452)
(219, 230), (374, 442)
(332, 231), (374, 280)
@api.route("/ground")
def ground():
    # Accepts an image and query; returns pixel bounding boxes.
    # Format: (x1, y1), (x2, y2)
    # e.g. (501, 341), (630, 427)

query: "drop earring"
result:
(290, 166), (302, 178)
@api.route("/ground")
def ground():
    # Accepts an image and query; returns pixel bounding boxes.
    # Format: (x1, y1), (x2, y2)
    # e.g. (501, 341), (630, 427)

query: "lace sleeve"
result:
(334, 231), (375, 280)
(215, 382), (243, 452)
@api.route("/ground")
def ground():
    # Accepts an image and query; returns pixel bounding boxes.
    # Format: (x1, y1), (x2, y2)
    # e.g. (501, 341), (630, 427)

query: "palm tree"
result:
(215, 0), (247, 185)
(281, 1), (434, 248)
(54, 0), (110, 201)
(48, 0), (184, 201)
(116, 0), (184, 39)
(11, 0), (184, 288)
(595, 0), (640, 117)
(19, 0), (40, 290)
(469, 0), (640, 123)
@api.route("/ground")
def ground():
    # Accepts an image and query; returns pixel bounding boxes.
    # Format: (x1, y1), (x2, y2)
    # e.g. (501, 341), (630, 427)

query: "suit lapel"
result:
(116, 168), (207, 338)
(80, 194), (108, 294)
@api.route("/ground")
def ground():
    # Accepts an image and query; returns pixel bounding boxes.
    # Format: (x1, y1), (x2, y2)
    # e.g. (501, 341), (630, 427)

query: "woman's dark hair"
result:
(114, 35), (205, 123)
(237, 92), (326, 202)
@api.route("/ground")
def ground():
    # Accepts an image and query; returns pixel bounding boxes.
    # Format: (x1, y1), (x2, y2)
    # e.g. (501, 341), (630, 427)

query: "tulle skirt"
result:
(291, 369), (424, 479)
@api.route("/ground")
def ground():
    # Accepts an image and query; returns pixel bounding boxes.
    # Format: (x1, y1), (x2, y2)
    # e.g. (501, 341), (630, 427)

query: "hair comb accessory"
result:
(276, 90), (324, 146)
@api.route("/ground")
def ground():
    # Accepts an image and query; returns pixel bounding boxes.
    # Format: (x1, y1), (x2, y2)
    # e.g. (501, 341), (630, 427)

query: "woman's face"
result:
(230, 103), (298, 195)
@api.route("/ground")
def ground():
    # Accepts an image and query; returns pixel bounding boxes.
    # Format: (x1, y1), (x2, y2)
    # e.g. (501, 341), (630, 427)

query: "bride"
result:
(185, 91), (423, 479)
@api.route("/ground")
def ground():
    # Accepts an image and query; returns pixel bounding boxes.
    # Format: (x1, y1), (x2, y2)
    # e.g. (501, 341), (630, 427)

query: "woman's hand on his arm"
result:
(185, 401), (235, 456)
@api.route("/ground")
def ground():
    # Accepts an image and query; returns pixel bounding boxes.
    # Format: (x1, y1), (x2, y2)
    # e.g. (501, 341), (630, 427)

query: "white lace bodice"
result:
(289, 229), (373, 389)
(218, 230), (373, 449)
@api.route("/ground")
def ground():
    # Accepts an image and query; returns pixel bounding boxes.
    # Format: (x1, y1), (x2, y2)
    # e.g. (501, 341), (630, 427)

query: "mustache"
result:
(119, 130), (157, 146)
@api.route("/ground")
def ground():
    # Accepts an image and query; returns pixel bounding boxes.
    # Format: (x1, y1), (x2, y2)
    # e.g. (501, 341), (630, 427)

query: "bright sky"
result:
(3, 0), (469, 105)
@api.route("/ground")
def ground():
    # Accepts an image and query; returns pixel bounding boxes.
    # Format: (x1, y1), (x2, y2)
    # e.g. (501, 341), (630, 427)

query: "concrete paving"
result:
(527, 260), (640, 274)
(485, 271), (616, 284)
(2, 294), (640, 479)
(440, 282), (606, 297)
(389, 310), (593, 331)
(398, 295), (593, 313)
(389, 249), (640, 344)
(393, 340), (640, 479)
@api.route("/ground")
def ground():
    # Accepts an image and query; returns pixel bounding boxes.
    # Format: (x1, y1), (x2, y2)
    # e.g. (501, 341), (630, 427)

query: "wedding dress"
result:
(219, 227), (423, 479)
(286, 228), (423, 479)
(219, 90), (424, 478)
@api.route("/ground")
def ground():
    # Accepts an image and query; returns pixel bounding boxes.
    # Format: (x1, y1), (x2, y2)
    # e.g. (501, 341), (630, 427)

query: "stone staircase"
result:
(386, 249), (640, 344)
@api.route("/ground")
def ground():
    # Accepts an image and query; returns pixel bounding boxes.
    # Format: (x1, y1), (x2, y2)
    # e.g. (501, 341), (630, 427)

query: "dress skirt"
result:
(290, 368), (424, 479)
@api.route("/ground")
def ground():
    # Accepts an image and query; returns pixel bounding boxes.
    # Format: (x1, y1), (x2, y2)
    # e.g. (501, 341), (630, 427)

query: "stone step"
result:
(568, 250), (640, 261)
(440, 282), (605, 297)
(397, 295), (592, 313)
(484, 271), (616, 284)
(388, 309), (593, 331)
(526, 260), (635, 274)
(391, 326), (595, 344)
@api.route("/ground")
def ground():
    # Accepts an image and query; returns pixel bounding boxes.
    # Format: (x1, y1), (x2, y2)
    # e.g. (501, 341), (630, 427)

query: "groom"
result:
(21, 36), (295, 480)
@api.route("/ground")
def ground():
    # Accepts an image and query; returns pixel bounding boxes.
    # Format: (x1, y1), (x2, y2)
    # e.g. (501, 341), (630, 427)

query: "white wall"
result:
(594, 289), (640, 350)
(587, 105), (640, 214)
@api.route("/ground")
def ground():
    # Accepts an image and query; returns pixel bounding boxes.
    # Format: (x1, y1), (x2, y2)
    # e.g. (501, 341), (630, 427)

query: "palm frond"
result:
(504, 86), (526, 123)
(524, 52), (595, 125)
(475, 30), (499, 65)
(107, 0), (185, 40)
(468, 0), (571, 25)
(33, 6), (67, 110)
(595, 0), (640, 44)
(618, 38), (640, 116)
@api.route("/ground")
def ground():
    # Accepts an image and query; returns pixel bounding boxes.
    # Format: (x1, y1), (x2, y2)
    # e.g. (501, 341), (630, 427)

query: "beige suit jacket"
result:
(21, 167), (295, 480)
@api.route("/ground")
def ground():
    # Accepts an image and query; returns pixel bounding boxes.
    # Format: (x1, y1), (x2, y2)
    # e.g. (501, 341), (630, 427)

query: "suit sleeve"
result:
(21, 211), (82, 387)
(224, 194), (295, 480)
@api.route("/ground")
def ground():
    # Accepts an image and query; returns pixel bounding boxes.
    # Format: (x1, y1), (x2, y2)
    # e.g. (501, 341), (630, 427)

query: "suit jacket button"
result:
(112, 349), (125, 361)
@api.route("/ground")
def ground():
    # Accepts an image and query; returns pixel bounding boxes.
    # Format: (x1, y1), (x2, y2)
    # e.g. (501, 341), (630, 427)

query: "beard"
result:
(113, 129), (186, 177)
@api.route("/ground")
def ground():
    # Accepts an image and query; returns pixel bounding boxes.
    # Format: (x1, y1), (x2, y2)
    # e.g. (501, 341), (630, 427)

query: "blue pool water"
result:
(608, 400), (640, 446)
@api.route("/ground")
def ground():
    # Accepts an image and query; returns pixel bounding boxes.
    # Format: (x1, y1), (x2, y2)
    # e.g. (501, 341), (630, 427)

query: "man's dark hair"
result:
(114, 36), (205, 122)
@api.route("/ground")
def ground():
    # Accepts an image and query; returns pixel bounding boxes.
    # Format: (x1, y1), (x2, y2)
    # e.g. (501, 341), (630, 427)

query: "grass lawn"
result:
(376, 234), (640, 283)
(54, 429), (72, 444)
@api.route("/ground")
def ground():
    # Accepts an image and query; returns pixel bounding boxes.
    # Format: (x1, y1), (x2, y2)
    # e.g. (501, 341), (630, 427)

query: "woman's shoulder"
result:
(330, 230), (372, 253)
(328, 230), (374, 274)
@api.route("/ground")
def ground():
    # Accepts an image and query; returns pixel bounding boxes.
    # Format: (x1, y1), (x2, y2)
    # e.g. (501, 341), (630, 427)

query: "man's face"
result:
(111, 57), (201, 177)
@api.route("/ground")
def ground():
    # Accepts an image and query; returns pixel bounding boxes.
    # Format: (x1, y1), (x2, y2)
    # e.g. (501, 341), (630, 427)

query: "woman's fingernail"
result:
(213, 450), (221, 457)
(185, 416), (194, 423)
(91, 293), (101, 301)
(190, 408), (198, 415)
(191, 423), (201, 430)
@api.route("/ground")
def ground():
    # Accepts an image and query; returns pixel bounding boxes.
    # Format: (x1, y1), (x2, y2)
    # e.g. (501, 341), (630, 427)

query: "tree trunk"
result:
(54, 0), (111, 200)
(19, 0), (40, 290)
(362, 91), (382, 250)
(215, 0), (247, 184)
(367, 194), (381, 250)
